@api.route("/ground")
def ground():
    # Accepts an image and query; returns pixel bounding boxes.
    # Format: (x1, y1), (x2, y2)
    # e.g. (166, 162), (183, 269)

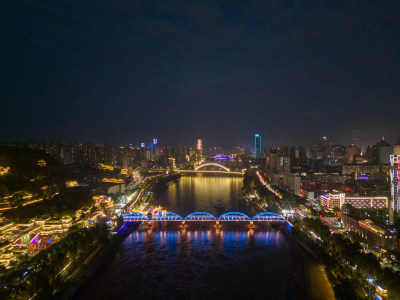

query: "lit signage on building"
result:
(355, 172), (369, 181)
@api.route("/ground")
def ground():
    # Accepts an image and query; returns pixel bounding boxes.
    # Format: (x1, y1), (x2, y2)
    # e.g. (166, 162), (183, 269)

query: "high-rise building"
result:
(121, 147), (133, 169)
(50, 139), (61, 160)
(61, 145), (72, 164)
(103, 144), (115, 166)
(347, 145), (360, 163)
(322, 136), (328, 147)
(255, 134), (261, 158)
(82, 143), (97, 165)
(70, 141), (80, 164)
(390, 153), (400, 216)
(278, 146), (288, 157)
(352, 130), (360, 146)
(298, 147), (307, 163)
(197, 138), (202, 155)
(289, 146), (295, 171)
(153, 138), (158, 150)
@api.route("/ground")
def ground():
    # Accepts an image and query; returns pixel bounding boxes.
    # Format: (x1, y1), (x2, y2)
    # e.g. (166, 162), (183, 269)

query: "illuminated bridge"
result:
(176, 162), (244, 175)
(122, 211), (289, 225)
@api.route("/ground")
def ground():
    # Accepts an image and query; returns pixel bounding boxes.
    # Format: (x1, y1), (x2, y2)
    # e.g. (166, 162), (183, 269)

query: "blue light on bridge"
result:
(185, 212), (217, 221)
(122, 211), (287, 223)
(219, 212), (250, 221)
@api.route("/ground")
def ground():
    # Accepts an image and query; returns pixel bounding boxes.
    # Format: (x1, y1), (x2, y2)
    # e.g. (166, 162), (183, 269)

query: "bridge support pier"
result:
(249, 221), (254, 228)
(215, 221), (220, 228)
(181, 221), (185, 228)
(147, 221), (152, 228)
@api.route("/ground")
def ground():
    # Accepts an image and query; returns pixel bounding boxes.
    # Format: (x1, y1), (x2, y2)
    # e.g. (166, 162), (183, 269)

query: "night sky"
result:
(1, 1), (400, 148)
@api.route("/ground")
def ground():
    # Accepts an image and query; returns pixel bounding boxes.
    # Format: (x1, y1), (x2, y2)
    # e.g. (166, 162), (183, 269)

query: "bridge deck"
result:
(123, 211), (290, 224)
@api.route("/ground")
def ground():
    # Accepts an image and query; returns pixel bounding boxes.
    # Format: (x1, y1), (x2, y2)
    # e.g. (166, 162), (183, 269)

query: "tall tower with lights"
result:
(255, 134), (261, 158)
(153, 138), (158, 150)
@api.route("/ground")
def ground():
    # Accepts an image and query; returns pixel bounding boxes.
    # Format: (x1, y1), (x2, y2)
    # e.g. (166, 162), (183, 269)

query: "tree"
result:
(0, 183), (9, 197)
(243, 168), (257, 194)
(334, 278), (365, 300)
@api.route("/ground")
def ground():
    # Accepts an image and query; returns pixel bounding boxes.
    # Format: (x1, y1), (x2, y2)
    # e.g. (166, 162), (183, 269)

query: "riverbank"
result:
(61, 222), (140, 299)
(60, 174), (182, 299)
(243, 171), (336, 299)
(281, 226), (336, 300)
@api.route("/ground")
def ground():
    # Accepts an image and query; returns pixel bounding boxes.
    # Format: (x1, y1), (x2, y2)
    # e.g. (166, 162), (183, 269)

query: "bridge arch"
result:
(219, 212), (250, 221)
(185, 212), (217, 221)
(194, 163), (230, 172)
(252, 212), (285, 221)
(122, 212), (149, 222)
(153, 212), (183, 221)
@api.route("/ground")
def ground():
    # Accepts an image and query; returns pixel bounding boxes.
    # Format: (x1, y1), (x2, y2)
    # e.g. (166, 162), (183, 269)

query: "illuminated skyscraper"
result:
(153, 138), (158, 150)
(390, 146), (400, 215)
(255, 134), (261, 158)
(197, 138), (202, 155)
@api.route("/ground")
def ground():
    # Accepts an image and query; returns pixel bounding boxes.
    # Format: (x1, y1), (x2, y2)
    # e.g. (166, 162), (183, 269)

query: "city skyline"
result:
(2, 1), (400, 146)
(2, 131), (398, 150)
(2, 1), (400, 298)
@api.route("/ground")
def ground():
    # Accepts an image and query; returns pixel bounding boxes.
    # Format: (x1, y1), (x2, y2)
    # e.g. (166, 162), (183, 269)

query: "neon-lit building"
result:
(255, 134), (261, 158)
(341, 215), (398, 250)
(390, 154), (400, 213)
(153, 138), (158, 150)
(320, 193), (388, 209)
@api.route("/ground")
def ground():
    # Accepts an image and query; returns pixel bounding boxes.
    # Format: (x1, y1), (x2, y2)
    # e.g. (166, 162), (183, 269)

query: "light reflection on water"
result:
(78, 228), (292, 300)
(152, 175), (258, 217)
(78, 176), (293, 299)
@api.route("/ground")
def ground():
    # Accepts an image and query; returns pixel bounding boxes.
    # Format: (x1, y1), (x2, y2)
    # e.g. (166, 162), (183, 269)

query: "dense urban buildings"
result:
(1, 132), (400, 299)
(2, 1), (400, 298)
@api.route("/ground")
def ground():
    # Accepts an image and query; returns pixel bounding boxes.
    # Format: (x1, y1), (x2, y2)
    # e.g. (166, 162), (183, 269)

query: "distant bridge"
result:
(194, 163), (230, 171)
(213, 154), (232, 160)
(123, 211), (289, 225)
(176, 162), (243, 175)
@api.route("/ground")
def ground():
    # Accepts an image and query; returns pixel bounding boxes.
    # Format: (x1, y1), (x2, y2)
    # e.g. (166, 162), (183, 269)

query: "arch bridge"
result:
(122, 211), (289, 225)
(194, 163), (230, 172)
(176, 162), (243, 175)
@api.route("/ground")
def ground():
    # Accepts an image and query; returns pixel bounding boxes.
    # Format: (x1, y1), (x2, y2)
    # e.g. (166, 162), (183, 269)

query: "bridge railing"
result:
(122, 211), (287, 223)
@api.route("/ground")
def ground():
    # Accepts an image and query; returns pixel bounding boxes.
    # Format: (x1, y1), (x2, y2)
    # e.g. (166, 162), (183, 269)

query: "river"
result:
(151, 174), (258, 217)
(77, 175), (301, 299)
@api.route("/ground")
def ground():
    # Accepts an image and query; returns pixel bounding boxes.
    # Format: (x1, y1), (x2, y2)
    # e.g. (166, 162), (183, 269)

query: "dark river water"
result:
(77, 175), (296, 299)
